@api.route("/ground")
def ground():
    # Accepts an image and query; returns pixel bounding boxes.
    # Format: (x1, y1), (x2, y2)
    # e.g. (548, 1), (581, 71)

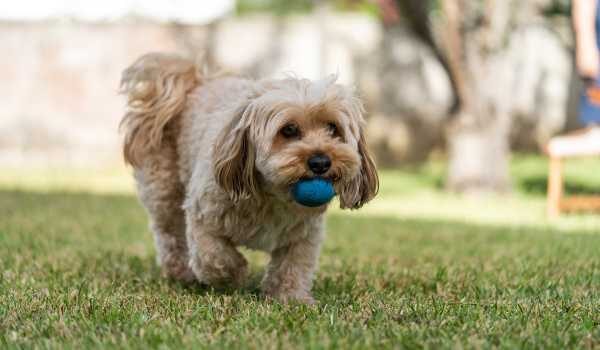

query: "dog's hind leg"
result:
(119, 53), (200, 282)
(134, 138), (194, 283)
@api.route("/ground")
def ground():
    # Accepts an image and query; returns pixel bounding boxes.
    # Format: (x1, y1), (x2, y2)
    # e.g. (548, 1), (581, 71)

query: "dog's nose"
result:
(307, 154), (331, 175)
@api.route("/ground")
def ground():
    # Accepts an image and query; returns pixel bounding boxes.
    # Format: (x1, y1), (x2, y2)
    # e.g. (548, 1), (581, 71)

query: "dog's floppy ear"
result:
(213, 103), (260, 202)
(336, 94), (379, 209)
(339, 130), (379, 209)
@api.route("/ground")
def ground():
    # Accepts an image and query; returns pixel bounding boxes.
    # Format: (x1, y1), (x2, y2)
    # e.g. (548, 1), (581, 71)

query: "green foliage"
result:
(234, 0), (570, 20)
(2, 156), (600, 348)
(235, 0), (379, 16)
(236, 0), (314, 16)
(332, 0), (380, 17)
(543, 0), (571, 17)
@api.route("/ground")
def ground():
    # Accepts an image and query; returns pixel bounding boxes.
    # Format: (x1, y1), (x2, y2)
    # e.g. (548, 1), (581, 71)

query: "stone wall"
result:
(0, 21), (204, 167)
(0, 14), (574, 168)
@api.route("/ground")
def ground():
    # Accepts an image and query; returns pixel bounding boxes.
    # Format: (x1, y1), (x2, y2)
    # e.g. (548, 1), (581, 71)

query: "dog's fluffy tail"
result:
(119, 53), (200, 166)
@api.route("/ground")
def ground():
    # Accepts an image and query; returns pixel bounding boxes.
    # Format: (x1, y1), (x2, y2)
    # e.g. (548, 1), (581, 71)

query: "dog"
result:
(119, 53), (378, 304)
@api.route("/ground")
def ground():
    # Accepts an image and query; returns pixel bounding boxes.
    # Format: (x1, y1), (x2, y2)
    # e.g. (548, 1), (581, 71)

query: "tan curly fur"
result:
(119, 52), (379, 304)
(120, 53), (199, 167)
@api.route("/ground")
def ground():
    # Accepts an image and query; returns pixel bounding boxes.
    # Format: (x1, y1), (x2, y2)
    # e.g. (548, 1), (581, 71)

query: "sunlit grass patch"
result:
(2, 156), (600, 348)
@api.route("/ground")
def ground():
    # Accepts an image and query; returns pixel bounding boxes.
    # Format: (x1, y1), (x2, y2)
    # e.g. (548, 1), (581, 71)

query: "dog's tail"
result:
(119, 53), (200, 167)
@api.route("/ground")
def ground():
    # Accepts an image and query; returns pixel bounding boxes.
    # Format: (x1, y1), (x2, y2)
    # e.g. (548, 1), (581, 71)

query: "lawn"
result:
(2, 155), (600, 349)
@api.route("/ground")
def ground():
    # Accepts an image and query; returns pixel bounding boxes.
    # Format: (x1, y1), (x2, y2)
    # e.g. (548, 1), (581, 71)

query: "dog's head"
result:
(213, 75), (378, 209)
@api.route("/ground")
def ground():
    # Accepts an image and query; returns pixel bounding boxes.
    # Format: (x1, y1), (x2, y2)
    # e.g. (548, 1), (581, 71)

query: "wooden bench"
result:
(546, 128), (600, 217)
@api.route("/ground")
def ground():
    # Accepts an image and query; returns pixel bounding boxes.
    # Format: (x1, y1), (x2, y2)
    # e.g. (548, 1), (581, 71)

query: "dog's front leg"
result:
(186, 216), (248, 287)
(262, 233), (323, 304)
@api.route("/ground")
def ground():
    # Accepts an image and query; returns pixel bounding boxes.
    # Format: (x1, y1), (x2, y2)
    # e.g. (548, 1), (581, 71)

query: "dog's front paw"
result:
(266, 292), (317, 305)
(264, 288), (316, 305)
(159, 255), (196, 283)
(191, 250), (248, 287)
(162, 258), (196, 283)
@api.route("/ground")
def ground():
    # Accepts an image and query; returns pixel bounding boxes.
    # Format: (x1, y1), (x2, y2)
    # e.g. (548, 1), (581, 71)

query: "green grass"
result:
(2, 155), (600, 348)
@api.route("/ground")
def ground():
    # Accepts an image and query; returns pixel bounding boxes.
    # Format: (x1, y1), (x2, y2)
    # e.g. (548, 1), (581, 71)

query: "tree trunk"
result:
(439, 0), (513, 193)
(446, 113), (511, 193)
(391, 0), (515, 192)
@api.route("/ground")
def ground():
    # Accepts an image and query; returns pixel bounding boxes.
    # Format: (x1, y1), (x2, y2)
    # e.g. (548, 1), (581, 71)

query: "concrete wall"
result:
(1, 21), (201, 166)
(0, 15), (380, 167)
(0, 14), (574, 168)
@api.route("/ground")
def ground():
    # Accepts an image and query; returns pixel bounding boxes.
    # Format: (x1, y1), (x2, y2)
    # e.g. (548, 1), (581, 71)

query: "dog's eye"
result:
(280, 123), (300, 139)
(327, 122), (339, 136)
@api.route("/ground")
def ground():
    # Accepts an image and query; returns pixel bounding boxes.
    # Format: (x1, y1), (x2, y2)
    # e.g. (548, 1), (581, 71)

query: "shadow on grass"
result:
(2, 188), (600, 300)
(519, 176), (600, 196)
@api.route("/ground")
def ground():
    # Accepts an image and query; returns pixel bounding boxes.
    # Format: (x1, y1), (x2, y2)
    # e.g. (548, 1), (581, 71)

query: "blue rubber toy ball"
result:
(292, 178), (336, 207)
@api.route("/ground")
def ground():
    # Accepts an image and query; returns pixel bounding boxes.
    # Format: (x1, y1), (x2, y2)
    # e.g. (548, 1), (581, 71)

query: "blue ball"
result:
(292, 178), (336, 207)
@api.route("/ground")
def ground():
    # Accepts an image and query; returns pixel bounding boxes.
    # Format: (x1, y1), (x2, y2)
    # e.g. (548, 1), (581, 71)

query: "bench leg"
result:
(547, 156), (563, 217)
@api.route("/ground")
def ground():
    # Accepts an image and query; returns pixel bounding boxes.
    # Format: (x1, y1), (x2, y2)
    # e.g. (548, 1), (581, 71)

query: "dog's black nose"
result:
(307, 154), (331, 175)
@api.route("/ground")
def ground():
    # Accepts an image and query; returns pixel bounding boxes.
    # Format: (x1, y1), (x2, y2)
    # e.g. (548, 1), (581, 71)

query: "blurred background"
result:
(1, 0), (597, 204)
(6, 3), (600, 346)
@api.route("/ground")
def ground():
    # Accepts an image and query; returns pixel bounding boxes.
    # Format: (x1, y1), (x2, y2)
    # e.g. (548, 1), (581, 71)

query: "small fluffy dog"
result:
(120, 53), (378, 304)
